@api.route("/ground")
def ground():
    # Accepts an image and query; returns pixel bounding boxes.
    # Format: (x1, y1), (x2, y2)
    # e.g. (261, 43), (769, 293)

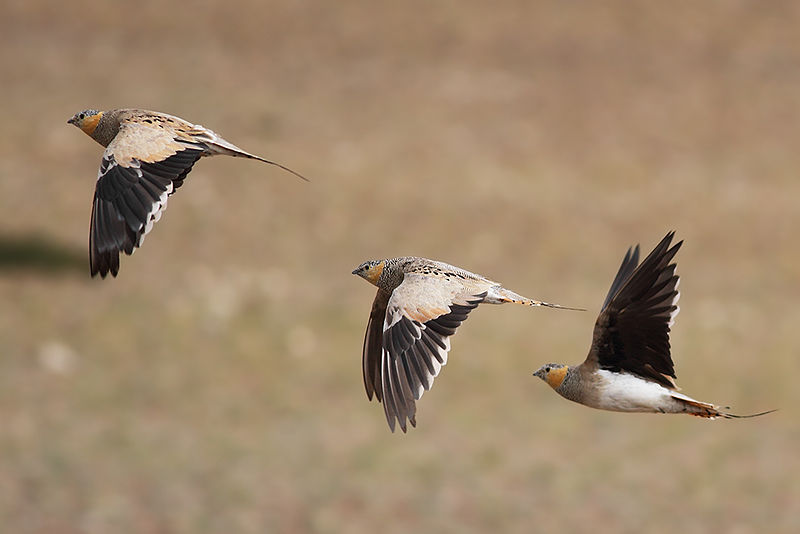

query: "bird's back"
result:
(402, 257), (493, 283)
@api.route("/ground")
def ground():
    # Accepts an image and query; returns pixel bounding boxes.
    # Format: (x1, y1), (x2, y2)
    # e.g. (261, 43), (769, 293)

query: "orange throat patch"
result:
(546, 366), (569, 389)
(365, 261), (385, 285)
(80, 112), (103, 136)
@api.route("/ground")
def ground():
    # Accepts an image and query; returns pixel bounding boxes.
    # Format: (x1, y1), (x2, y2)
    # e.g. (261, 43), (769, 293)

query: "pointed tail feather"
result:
(247, 153), (310, 182)
(529, 300), (587, 311)
(718, 409), (778, 419)
(208, 140), (309, 181)
(677, 396), (776, 419)
(490, 287), (585, 311)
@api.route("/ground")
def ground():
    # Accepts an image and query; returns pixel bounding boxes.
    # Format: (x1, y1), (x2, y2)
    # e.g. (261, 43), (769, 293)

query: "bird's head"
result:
(352, 260), (386, 286)
(67, 109), (103, 135)
(533, 363), (569, 389)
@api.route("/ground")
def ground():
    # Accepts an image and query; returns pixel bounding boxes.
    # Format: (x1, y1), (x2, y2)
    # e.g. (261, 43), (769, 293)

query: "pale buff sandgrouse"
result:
(68, 108), (306, 278)
(533, 231), (775, 419)
(353, 257), (583, 432)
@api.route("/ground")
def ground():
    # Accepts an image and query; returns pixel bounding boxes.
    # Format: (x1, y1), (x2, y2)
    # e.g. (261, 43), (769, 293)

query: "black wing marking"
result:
(586, 232), (682, 388)
(362, 288), (391, 402)
(90, 148), (203, 277)
(601, 244), (640, 311)
(379, 293), (486, 433)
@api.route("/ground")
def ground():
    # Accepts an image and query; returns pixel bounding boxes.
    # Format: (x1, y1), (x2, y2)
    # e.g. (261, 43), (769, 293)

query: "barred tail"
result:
(676, 396), (777, 419)
(488, 287), (585, 311)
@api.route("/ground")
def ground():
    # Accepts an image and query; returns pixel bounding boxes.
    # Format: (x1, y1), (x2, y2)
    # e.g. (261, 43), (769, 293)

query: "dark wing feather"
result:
(377, 288), (486, 433)
(362, 289), (391, 402)
(585, 231), (682, 388)
(601, 244), (640, 310)
(90, 148), (202, 278)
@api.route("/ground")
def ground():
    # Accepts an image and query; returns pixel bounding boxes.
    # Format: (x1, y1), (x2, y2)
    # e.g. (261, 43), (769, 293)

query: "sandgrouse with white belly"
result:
(533, 232), (774, 419)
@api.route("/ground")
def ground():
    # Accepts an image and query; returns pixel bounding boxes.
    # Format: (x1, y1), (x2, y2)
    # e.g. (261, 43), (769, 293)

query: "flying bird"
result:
(353, 257), (583, 432)
(533, 232), (775, 419)
(68, 108), (307, 278)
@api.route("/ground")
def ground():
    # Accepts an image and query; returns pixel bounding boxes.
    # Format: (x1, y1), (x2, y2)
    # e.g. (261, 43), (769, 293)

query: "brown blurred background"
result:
(1, 1), (798, 532)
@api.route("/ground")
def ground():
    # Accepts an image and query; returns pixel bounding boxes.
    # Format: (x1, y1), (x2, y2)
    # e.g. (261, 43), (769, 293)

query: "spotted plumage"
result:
(353, 256), (583, 432)
(68, 108), (306, 278)
(533, 232), (775, 419)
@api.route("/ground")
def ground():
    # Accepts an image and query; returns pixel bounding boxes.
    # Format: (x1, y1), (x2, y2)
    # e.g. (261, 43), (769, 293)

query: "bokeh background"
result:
(1, 1), (798, 532)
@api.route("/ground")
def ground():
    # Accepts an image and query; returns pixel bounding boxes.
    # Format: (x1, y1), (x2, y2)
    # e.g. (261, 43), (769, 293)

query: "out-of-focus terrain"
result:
(0, 1), (798, 532)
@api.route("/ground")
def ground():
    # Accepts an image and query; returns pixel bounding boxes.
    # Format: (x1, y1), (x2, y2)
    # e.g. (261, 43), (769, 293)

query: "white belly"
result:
(592, 370), (683, 413)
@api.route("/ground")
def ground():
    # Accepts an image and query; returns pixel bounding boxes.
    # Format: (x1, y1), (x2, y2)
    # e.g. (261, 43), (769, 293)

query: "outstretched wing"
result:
(601, 244), (640, 310)
(89, 120), (204, 278)
(362, 273), (487, 432)
(584, 231), (682, 388)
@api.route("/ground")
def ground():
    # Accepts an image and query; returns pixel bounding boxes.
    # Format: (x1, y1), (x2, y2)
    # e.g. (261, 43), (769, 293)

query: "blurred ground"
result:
(1, 1), (798, 532)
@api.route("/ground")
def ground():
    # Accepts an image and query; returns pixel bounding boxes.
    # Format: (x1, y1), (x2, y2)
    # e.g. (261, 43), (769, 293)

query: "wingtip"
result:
(90, 258), (119, 279)
(388, 417), (400, 433)
(384, 409), (398, 433)
(661, 230), (681, 249)
(383, 410), (415, 434)
(396, 415), (415, 434)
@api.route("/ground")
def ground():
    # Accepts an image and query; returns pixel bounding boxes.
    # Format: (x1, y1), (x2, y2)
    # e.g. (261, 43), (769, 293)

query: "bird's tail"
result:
(206, 136), (309, 181)
(674, 395), (777, 419)
(242, 152), (309, 182)
(488, 287), (585, 311)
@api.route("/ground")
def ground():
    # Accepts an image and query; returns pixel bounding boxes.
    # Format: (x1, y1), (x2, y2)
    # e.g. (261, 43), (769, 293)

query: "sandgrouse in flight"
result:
(353, 257), (583, 432)
(68, 108), (306, 278)
(533, 232), (774, 419)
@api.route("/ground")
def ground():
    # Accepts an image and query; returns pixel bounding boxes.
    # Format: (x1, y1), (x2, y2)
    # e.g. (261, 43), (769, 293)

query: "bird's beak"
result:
(351, 268), (360, 275)
(67, 118), (75, 125)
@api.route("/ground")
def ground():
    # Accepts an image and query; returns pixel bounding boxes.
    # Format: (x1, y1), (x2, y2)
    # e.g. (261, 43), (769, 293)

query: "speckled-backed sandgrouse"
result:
(68, 108), (306, 278)
(353, 257), (583, 432)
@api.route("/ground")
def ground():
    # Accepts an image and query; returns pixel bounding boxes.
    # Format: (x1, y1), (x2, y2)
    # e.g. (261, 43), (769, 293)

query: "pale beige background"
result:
(0, 1), (797, 532)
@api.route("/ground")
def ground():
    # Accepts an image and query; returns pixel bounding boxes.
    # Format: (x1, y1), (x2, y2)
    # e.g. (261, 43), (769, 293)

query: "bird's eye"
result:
(79, 113), (85, 120)
(545, 367), (551, 373)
